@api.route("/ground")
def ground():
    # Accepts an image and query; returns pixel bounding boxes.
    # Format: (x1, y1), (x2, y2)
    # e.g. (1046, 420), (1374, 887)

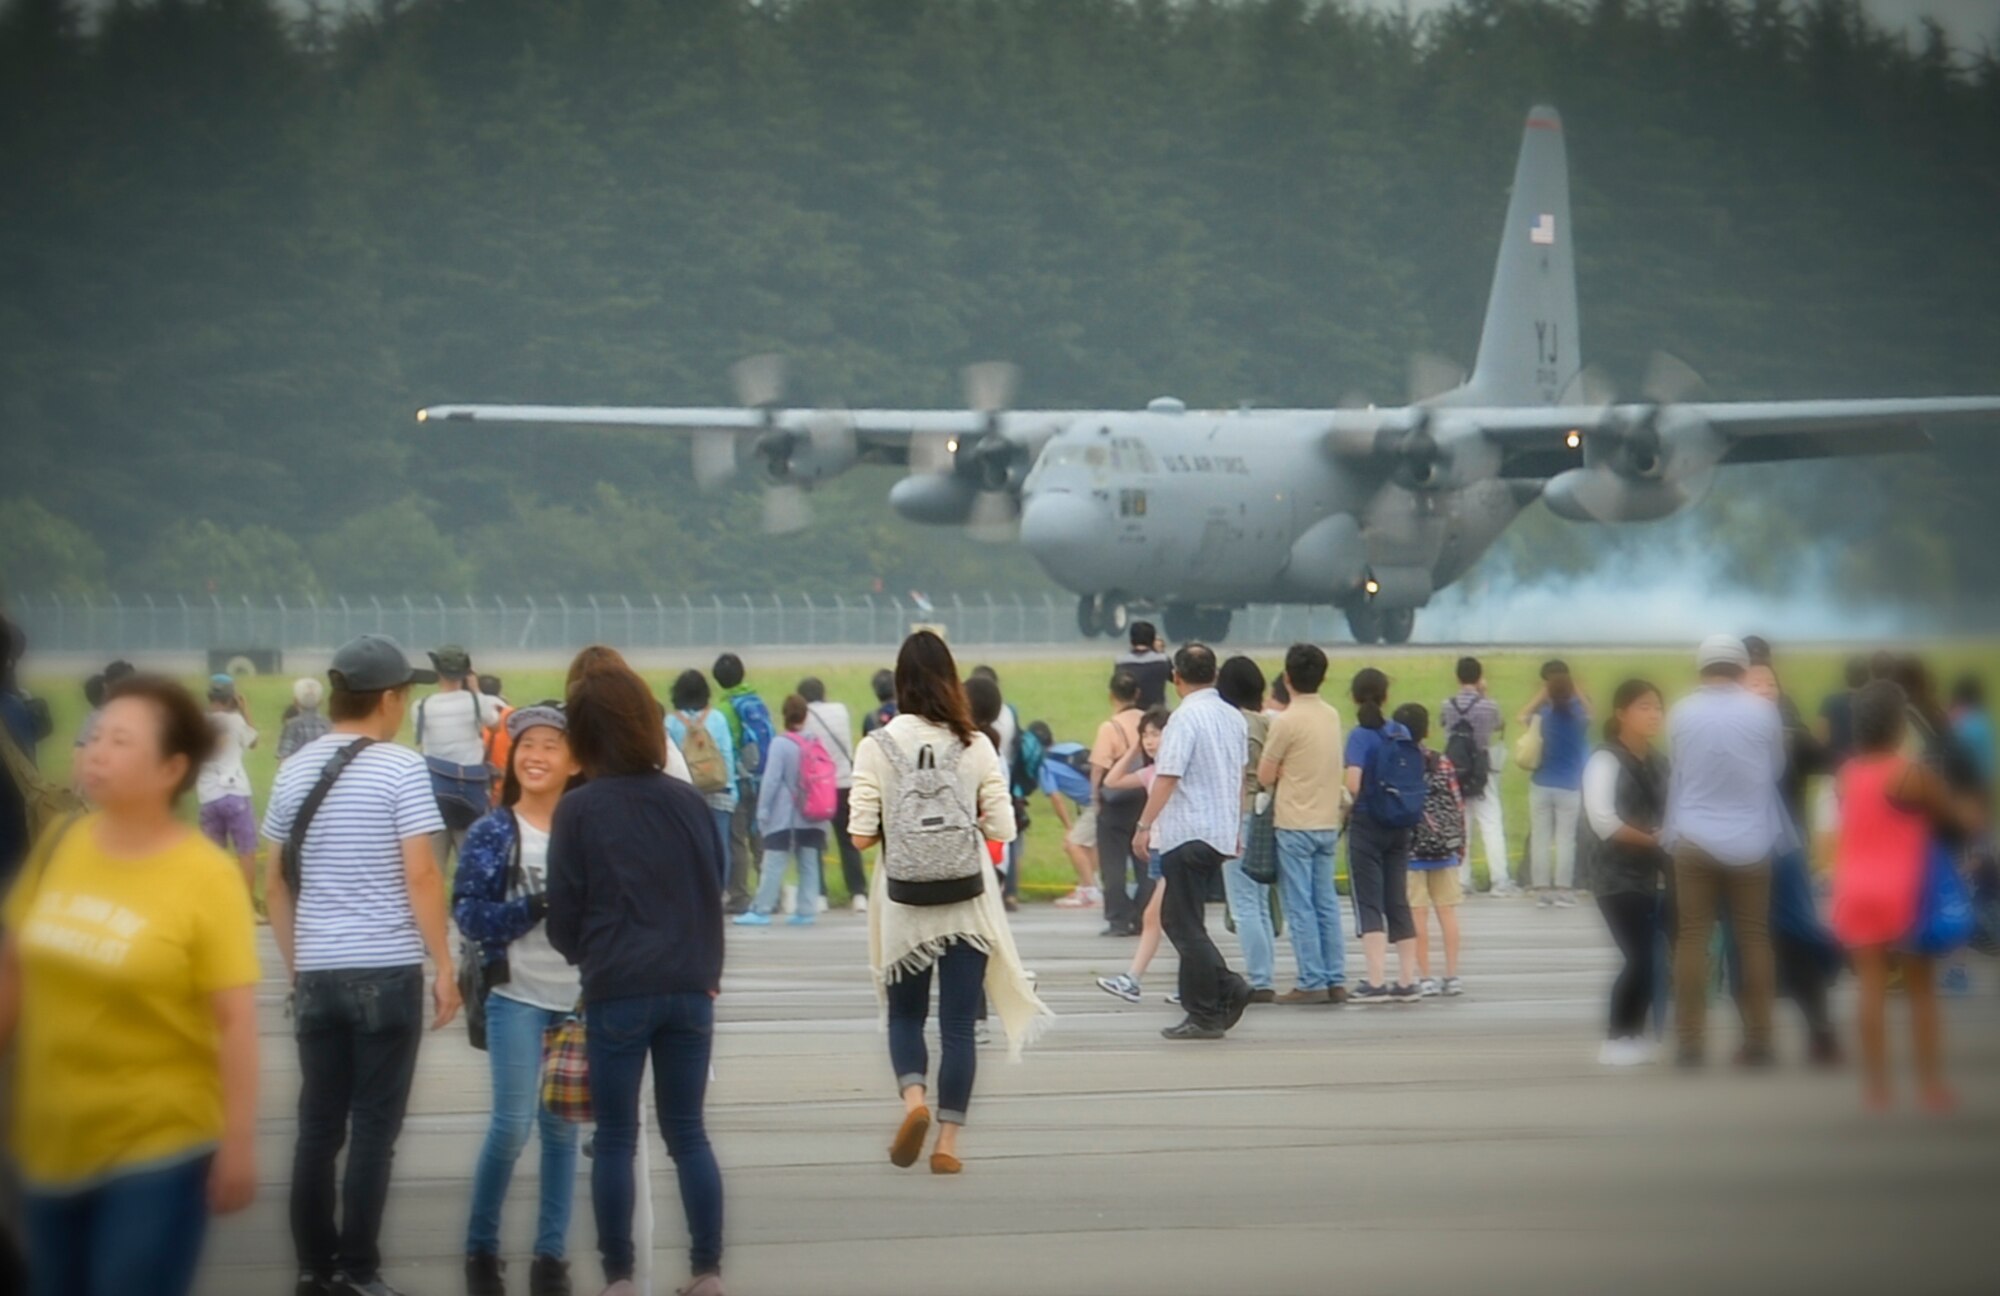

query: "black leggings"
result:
(1347, 816), (1414, 941)
(1597, 891), (1659, 1039)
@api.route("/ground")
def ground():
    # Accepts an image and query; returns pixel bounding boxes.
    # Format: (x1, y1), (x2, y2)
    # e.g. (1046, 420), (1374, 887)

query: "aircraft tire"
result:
(1197, 608), (1232, 643)
(1380, 607), (1416, 645)
(1077, 594), (1104, 639)
(1163, 605), (1201, 643)
(1101, 595), (1132, 639)
(1345, 604), (1383, 645)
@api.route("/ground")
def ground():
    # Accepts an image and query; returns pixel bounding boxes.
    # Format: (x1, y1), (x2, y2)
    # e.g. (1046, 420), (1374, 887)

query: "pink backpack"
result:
(790, 733), (839, 823)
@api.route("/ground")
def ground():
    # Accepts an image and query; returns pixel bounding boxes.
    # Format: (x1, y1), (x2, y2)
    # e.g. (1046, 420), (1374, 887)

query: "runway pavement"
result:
(205, 898), (2000, 1296)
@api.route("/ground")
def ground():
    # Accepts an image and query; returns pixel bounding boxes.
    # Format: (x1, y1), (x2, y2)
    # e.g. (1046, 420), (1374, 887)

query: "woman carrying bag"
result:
(453, 704), (585, 1296)
(850, 632), (1051, 1176)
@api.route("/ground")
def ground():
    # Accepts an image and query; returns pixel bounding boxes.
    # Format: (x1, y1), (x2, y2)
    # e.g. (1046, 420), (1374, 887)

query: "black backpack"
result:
(1443, 698), (1490, 801)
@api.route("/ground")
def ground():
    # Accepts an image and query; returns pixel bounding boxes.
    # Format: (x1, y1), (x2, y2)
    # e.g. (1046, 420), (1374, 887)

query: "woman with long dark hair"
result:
(547, 658), (727, 1296)
(1581, 680), (1670, 1067)
(1343, 667), (1420, 1004)
(850, 631), (1049, 1175)
(454, 705), (584, 1296)
(1520, 660), (1591, 907)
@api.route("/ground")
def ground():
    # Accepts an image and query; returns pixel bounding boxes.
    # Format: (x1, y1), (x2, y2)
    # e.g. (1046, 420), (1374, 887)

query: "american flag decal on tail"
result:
(1529, 213), (1556, 245)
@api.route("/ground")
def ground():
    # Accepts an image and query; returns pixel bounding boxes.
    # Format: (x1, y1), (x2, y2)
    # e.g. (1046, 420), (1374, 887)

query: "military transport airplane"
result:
(419, 105), (2000, 644)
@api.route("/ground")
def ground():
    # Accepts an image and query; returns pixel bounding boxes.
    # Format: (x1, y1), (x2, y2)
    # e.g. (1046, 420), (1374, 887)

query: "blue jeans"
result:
(1223, 823), (1276, 991)
(1276, 829), (1347, 990)
(24, 1153), (212, 1296)
(708, 808), (734, 887)
(886, 940), (988, 1125)
(585, 993), (724, 1282)
(465, 995), (579, 1260)
(751, 845), (822, 917)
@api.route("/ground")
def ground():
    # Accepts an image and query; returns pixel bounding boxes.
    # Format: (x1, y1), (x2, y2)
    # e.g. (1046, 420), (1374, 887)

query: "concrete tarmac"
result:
(205, 899), (1998, 1296)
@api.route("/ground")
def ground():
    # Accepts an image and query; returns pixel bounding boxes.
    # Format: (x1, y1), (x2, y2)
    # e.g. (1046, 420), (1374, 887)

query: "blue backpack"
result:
(728, 692), (775, 779)
(1359, 721), (1428, 829)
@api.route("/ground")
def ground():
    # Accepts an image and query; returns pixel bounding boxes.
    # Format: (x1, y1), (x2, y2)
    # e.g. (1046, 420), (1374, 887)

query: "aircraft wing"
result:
(1435, 395), (2000, 477)
(415, 403), (1077, 469)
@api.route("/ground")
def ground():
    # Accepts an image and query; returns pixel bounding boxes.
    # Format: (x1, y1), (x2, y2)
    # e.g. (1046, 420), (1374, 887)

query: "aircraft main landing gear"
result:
(1346, 604), (1415, 646)
(1077, 593), (1134, 639)
(1163, 605), (1233, 644)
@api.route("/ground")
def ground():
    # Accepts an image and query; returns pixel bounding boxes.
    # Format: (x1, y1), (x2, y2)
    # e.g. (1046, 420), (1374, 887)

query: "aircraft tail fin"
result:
(1466, 106), (1580, 407)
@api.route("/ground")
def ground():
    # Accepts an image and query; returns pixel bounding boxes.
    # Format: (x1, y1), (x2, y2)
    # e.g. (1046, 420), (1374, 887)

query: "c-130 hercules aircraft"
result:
(421, 106), (2000, 645)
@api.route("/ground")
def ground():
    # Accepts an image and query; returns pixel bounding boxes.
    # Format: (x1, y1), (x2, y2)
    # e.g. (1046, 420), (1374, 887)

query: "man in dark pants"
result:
(1092, 672), (1147, 935)
(263, 636), (460, 1296)
(1134, 645), (1252, 1039)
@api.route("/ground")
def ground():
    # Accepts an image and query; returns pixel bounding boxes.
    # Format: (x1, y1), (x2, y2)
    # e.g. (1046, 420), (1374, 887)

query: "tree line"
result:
(3, 0), (1997, 617)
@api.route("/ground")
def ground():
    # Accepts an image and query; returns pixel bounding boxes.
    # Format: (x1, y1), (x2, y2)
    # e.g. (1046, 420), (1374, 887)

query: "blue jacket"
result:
(451, 808), (544, 967)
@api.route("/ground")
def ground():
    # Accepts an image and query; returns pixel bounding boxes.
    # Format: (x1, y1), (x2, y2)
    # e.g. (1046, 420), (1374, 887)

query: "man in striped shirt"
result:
(263, 634), (459, 1296)
(1135, 643), (1252, 1040)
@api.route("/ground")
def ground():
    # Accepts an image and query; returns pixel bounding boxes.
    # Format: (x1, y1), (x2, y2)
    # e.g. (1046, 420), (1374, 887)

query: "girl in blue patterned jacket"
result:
(451, 704), (584, 1296)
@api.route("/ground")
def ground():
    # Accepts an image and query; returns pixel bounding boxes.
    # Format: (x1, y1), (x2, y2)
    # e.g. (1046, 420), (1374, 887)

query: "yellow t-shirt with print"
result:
(4, 817), (260, 1187)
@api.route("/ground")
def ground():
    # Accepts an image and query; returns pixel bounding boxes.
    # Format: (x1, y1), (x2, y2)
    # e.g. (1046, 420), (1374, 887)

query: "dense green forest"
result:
(2, 0), (1998, 614)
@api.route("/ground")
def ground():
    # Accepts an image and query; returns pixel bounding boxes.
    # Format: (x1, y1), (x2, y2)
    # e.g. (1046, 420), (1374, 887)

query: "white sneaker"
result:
(1053, 888), (1091, 909)
(1598, 1037), (1649, 1067)
(1491, 881), (1523, 898)
(1096, 973), (1143, 1004)
(1535, 891), (1555, 908)
(1552, 890), (1578, 908)
(851, 894), (868, 914)
(1084, 885), (1104, 905)
(1417, 977), (1441, 997)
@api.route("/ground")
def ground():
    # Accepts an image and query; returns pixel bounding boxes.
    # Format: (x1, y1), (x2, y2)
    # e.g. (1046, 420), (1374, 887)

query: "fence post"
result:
(653, 595), (665, 649)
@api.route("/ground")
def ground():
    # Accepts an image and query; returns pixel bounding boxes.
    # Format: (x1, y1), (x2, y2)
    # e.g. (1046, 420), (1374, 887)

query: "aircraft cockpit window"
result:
(1118, 489), (1148, 518)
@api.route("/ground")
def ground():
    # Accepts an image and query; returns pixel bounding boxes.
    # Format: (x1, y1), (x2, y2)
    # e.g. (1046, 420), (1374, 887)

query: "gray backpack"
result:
(874, 729), (989, 906)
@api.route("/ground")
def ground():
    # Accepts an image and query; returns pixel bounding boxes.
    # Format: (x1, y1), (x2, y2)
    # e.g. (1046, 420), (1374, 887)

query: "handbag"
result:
(1907, 842), (1974, 957)
(540, 1009), (593, 1123)
(1243, 807), (1279, 886)
(1512, 714), (1544, 774)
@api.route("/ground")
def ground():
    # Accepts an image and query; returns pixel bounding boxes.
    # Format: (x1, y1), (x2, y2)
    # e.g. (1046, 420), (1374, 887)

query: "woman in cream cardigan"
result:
(849, 631), (1051, 1175)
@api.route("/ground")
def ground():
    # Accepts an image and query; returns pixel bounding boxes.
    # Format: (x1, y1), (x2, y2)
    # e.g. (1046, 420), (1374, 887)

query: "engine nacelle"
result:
(1358, 563), (1434, 611)
(1550, 407), (1723, 522)
(889, 473), (978, 525)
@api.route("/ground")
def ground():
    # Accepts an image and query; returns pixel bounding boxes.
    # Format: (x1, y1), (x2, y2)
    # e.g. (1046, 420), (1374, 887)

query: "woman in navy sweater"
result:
(547, 660), (727, 1296)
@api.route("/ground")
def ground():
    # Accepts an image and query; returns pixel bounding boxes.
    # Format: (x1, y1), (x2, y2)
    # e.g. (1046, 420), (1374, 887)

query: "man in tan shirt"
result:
(1258, 643), (1349, 1003)
(1092, 672), (1149, 936)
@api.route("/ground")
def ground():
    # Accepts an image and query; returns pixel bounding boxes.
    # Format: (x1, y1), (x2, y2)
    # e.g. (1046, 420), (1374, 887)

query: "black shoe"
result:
(1100, 923), (1137, 937)
(1161, 1018), (1226, 1041)
(1002, 894), (1020, 913)
(1247, 988), (1277, 1005)
(1389, 982), (1423, 1004)
(466, 1253), (506, 1296)
(1221, 977), (1253, 1030)
(1327, 985), (1351, 1005)
(528, 1256), (572, 1296)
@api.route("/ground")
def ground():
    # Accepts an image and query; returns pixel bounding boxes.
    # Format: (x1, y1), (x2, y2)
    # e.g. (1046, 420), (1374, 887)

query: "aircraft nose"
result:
(1020, 491), (1101, 566)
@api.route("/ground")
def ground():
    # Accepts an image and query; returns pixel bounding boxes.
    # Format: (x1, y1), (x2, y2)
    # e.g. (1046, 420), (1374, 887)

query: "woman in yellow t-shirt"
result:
(0, 674), (261, 1296)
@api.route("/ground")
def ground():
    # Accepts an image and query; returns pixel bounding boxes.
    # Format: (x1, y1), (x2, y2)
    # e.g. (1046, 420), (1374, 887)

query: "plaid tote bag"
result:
(540, 1009), (592, 1123)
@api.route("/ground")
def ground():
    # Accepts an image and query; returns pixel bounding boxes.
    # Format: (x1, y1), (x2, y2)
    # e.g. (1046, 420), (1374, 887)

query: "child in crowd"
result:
(196, 674), (260, 895)
(1398, 703), (1467, 996)
(1029, 720), (1102, 909)
(1833, 681), (1983, 1112)
(1095, 707), (1172, 1004)
(276, 677), (330, 762)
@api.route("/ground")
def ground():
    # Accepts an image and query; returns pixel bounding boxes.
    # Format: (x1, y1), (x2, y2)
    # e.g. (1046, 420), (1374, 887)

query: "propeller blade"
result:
(805, 408), (857, 464)
(761, 483), (813, 534)
(962, 361), (1019, 414)
(965, 490), (1021, 544)
(692, 429), (740, 489)
(1559, 364), (1619, 410)
(1407, 352), (1466, 405)
(730, 353), (788, 409)
(1641, 351), (1705, 406)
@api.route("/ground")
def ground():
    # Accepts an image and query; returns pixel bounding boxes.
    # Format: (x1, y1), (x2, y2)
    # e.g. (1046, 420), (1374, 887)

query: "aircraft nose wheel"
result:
(1077, 594), (1103, 639)
(1345, 604), (1383, 646)
(1379, 607), (1416, 645)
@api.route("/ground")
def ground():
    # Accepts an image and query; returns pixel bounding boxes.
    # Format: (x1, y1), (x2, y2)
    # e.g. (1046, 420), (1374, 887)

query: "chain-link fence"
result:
(3, 591), (1379, 657)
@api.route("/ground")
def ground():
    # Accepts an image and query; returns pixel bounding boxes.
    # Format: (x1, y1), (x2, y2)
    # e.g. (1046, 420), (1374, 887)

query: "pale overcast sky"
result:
(1369, 0), (1995, 50)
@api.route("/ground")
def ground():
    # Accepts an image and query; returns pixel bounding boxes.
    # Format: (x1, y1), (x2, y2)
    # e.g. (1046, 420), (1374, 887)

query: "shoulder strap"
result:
(504, 807), (529, 894)
(806, 706), (853, 761)
(874, 727), (912, 774)
(17, 812), (80, 904)
(415, 696), (429, 744)
(282, 737), (378, 892)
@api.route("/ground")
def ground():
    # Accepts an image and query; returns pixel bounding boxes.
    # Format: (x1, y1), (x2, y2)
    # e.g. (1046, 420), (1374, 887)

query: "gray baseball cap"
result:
(328, 634), (438, 692)
(1695, 633), (1750, 672)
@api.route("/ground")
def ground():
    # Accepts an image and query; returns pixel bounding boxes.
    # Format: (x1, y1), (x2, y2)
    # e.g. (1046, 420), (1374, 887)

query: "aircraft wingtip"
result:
(1526, 104), (1562, 130)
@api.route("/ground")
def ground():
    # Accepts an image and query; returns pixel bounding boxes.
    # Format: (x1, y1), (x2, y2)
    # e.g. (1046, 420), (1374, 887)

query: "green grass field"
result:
(27, 647), (1995, 901)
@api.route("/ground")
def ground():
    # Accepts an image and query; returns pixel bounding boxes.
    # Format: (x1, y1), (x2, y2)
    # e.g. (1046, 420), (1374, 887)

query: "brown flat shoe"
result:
(889, 1106), (932, 1168)
(930, 1152), (963, 1175)
(1275, 988), (1330, 1005)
